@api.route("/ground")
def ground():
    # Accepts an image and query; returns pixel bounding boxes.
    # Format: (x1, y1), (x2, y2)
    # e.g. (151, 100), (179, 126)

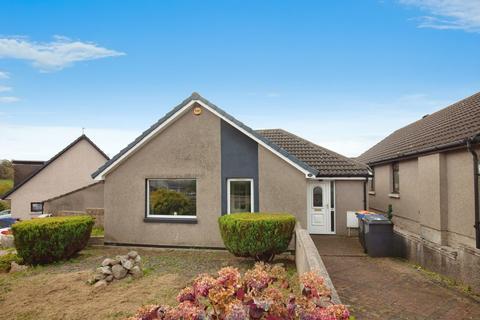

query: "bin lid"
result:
(362, 214), (392, 224)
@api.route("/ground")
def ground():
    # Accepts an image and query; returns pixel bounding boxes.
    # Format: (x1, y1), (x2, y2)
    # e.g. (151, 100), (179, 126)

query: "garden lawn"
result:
(0, 246), (296, 320)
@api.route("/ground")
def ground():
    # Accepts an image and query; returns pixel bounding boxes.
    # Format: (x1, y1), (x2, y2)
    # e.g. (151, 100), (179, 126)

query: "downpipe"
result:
(467, 137), (480, 249)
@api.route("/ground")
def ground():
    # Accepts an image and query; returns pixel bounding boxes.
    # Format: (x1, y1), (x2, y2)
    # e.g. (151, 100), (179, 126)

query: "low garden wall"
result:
(55, 208), (104, 228)
(295, 222), (342, 304)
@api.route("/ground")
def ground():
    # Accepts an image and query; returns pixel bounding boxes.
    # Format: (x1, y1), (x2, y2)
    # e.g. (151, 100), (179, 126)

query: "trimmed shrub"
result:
(12, 216), (94, 265)
(218, 212), (296, 261)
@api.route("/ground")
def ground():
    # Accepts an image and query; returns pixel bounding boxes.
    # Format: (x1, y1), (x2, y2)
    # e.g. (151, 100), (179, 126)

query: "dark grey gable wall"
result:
(221, 120), (259, 214)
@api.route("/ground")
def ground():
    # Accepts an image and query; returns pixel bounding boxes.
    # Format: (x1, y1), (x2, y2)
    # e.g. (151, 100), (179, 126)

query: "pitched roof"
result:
(357, 92), (480, 165)
(2, 135), (109, 199)
(92, 93), (368, 179)
(92, 93), (320, 179)
(256, 129), (370, 177)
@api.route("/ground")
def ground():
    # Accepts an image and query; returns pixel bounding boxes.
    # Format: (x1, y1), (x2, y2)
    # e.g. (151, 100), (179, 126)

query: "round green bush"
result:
(12, 216), (94, 265)
(218, 212), (296, 261)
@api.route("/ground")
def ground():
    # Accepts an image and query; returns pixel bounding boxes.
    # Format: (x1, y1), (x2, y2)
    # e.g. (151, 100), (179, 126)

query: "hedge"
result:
(218, 212), (296, 261)
(12, 215), (94, 265)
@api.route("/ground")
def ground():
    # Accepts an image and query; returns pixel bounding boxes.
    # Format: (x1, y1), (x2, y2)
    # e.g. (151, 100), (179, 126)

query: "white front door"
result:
(307, 182), (332, 234)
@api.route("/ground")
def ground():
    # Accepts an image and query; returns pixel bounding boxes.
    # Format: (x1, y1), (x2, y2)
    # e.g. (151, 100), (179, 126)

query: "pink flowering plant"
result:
(126, 263), (351, 320)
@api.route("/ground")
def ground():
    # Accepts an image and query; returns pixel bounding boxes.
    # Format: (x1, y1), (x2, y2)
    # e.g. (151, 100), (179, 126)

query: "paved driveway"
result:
(312, 235), (480, 320)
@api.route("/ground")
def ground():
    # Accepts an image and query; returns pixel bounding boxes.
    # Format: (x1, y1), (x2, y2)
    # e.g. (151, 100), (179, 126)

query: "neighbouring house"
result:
(92, 93), (370, 248)
(12, 160), (45, 187)
(2, 135), (109, 220)
(357, 91), (480, 292)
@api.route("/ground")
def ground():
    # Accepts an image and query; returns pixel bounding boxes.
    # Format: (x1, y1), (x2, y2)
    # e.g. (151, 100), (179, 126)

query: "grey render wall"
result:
(335, 180), (365, 235)
(220, 120), (259, 214)
(369, 148), (477, 248)
(43, 182), (104, 215)
(104, 104), (224, 247)
(369, 148), (480, 292)
(258, 145), (308, 227)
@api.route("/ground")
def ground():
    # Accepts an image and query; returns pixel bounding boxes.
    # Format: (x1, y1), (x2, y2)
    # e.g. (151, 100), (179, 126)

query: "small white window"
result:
(227, 179), (254, 214)
(31, 202), (43, 213)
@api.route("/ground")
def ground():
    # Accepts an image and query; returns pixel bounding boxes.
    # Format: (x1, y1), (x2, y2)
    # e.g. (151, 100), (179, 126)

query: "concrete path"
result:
(312, 235), (480, 320)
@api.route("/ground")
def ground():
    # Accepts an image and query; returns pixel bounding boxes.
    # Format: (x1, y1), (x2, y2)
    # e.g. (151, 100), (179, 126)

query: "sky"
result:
(0, 0), (479, 160)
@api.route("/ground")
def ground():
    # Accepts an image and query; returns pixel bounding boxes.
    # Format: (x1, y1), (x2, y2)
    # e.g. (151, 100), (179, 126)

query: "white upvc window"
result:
(227, 178), (254, 214)
(146, 178), (197, 219)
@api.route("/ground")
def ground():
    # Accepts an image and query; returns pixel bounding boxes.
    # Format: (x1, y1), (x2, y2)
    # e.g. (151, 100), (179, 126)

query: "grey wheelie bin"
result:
(362, 214), (394, 257)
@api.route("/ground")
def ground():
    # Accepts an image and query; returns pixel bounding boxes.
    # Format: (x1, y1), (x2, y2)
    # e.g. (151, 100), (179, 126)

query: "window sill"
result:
(368, 191), (376, 196)
(143, 217), (198, 224)
(388, 193), (400, 199)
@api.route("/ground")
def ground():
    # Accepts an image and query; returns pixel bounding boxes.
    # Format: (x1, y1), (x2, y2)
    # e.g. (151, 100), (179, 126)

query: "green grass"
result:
(0, 179), (13, 197)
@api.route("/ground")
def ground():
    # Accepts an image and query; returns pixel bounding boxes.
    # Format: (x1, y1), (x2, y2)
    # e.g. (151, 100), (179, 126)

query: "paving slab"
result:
(312, 235), (480, 320)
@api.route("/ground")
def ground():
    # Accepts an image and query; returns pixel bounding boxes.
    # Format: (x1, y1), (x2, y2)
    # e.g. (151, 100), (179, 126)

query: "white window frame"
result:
(146, 178), (197, 220)
(227, 178), (254, 214)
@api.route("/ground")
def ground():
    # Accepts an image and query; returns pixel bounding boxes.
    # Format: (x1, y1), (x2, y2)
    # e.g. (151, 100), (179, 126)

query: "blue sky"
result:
(1, 0), (479, 159)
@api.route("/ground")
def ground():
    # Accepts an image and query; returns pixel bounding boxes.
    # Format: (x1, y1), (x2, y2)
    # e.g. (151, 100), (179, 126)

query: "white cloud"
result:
(0, 123), (139, 159)
(0, 71), (9, 79)
(0, 85), (11, 93)
(0, 96), (19, 103)
(400, 0), (480, 32)
(0, 36), (125, 72)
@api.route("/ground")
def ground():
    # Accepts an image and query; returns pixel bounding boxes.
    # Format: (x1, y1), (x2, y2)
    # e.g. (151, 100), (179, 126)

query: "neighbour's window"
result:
(392, 162), (400, 193)
(147, 179), (196, 218)
(30, 202), (43, 213)
(370, 168), (375, 191)
(313, 186), (323, 207)
(228, 179), (253, 213)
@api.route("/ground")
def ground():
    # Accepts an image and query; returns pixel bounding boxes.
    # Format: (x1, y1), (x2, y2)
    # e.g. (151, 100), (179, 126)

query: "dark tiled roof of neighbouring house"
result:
(357, 92), (480, 165)
(2, 135), (109, 199)
(256, 129), (370, 177)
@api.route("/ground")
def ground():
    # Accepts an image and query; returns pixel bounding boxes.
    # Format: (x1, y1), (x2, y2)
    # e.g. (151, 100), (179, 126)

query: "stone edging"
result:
(294, 223), (341, 304)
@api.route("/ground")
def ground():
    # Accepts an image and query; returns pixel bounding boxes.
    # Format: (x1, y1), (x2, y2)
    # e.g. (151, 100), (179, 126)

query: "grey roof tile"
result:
(357, 91), (480, 165)
(256, 129), (370, 177)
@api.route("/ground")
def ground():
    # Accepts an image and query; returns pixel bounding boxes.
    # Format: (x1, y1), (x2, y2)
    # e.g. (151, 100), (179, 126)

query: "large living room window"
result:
(227, 178), (254, 214)
(392, 162), (400, 194)
(147, 179), (196, 219)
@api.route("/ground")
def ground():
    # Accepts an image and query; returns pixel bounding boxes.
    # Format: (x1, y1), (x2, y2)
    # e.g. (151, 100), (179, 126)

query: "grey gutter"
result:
(365, 139), (468, 167)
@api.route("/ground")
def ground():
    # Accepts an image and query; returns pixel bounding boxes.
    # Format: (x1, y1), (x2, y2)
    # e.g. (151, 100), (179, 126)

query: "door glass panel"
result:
(330, 181), (335, 208)
(230, 180), (252, 213)
(313, 186), (323, 207)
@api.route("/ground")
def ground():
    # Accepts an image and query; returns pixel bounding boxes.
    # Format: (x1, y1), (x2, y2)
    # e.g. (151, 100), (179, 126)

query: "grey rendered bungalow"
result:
(93, 93), (369, 247)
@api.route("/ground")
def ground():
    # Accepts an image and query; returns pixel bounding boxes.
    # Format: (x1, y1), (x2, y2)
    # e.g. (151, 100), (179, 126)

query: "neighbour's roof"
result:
(92, 92), (369, 179)
(357, 91), (480, 165)
(2, 135), (109, 199)
(257, 129), (370, 177)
